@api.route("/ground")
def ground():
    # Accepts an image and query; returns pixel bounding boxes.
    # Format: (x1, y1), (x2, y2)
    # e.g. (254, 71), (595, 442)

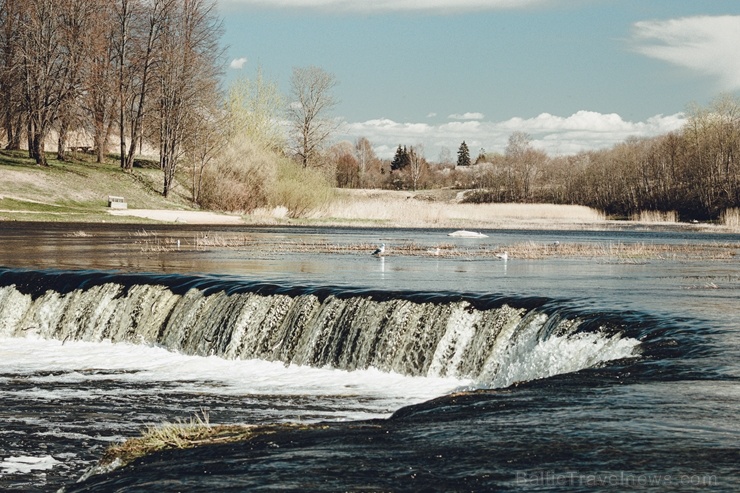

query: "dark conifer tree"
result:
(457, 141), (471, 166)
(391, 145), (411, 170)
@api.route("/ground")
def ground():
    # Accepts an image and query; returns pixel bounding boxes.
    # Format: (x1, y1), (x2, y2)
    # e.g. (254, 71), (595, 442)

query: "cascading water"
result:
(2, 222), (737, 493)
(0, 269), (640, 388)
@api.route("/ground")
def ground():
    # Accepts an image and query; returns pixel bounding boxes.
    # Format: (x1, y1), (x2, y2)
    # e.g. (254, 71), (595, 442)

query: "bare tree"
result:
(113, 0), (135, 169)
(154, 0), (222, 197)
(438, 146), (453, 166)
(505, 131), (546, 201)
(123, 0), (171, 171)
(409, 144), (426, 191)
(17, 0), (90, 165)
(83, 0), (118, 162)
(287, 65), (339, 168)
(354, 136), (376, 187)
(684, 94), (740, 215)
(187, 100), (224, 205)
(0, 0), (25, 149)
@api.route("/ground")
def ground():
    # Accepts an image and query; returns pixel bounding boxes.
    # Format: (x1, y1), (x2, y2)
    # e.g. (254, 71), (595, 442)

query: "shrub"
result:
(271, 159), (335, 218)
(198, 139), (276, 212)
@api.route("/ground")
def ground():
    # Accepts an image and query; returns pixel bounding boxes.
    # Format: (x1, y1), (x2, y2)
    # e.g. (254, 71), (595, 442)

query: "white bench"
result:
(107, 195), (127, 209)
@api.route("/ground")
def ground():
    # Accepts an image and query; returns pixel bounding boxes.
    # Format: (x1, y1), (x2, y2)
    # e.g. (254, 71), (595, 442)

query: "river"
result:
(0, 222), (738, 491)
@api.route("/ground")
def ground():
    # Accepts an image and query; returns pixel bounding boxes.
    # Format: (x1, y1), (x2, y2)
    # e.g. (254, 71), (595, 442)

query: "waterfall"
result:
(0, 270), (641, 387)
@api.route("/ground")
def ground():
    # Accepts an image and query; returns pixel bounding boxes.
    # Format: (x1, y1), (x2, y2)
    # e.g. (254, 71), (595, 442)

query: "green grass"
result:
(0, 149), (193, 222)
(0, 197), (83, 213)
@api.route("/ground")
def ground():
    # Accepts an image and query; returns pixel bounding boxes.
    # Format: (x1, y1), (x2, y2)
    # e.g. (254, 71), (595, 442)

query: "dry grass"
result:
(501, 241), (737, 261)
(631, 210), (678, 223)
(101, 410), (220, 466)
(132, 229), (233, 252)
(134, 229), (738, 261)
(131, 229), (178, 252)
(721, 208), (740, 232)
(100, 411), (326, 469)
(0, 149), (192, 212)
(317, 190), (605, 229)
(64, 230), (92, 237)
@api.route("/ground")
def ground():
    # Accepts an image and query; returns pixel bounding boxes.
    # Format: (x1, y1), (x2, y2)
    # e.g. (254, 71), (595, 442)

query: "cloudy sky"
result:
(218, 0), (740, 160)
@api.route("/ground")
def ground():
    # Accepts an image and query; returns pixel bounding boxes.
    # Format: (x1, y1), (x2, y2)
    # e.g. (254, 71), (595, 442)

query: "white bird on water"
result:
(495, 251), (508, 261)
(372, 243), (386, 256)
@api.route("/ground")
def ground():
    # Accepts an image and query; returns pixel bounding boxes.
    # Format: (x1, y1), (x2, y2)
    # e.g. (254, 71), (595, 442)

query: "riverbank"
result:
(0, 149), (734, 233)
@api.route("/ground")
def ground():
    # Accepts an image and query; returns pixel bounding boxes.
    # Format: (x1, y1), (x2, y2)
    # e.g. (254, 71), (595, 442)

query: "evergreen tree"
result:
(457, 141), (471, 166)
(391, 145), (411, 170)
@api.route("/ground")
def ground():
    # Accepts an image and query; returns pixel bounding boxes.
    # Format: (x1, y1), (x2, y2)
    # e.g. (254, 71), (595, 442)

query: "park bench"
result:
(69, 146), (92, 153)
(107, 195), (127, 209)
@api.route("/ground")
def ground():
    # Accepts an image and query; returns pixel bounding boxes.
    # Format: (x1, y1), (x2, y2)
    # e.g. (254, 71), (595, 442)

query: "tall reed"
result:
(631, 210), (677, 223)
(721, 208), (740, 231)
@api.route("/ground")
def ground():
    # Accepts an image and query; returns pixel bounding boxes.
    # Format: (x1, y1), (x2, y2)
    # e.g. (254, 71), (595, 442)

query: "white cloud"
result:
(336, 111), (685, 159)
(229, 57), (248, 69)
(449, 112), (485, 120)
(632, 15), (740, 90)
(219, 0), (547, 14)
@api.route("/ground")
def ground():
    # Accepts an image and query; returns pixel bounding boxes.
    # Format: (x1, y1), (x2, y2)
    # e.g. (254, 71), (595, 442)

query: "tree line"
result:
(333, 95), (740, 221)
(460, 95), (740, 220)
(3, 1), (737, 220)
(1, 0), (223, 197)
(0, 0), (343, 208)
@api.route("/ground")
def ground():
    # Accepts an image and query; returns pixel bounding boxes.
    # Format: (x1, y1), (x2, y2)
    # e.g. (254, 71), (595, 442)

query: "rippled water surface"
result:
(1, 222), (739, 491)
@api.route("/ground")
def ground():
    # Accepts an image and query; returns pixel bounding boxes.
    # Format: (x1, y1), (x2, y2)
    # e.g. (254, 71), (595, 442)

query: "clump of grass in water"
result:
(64, 230), (91, 237)
(99, 410), (325, 469)
(100, 410), (219, 466)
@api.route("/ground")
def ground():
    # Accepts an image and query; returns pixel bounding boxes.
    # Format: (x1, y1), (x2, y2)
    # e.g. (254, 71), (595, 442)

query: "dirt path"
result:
(108, 209), (243, 224)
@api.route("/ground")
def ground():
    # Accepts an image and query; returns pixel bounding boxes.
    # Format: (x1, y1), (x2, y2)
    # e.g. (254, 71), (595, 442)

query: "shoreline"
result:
(2, 207), (731, 235)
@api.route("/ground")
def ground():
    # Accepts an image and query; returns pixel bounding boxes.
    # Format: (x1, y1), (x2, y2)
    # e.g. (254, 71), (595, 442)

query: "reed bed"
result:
(129, 229), (739, 261)
(317, 192), (605, 229)
(125, 223), (739, 260)
(631, 210), (678, 223)
(499, 241), (736, 261)
(721, 208), (740, 232)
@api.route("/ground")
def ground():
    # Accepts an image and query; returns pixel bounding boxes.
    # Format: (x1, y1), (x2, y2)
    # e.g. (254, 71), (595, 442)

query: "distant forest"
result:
(2, 1), (738, 219)
(336, 96), (740, 221)
(458, 95), (740, 220)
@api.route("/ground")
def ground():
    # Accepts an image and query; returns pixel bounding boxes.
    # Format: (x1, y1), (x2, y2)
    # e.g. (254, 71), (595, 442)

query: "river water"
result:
(0, 222), (739, 491)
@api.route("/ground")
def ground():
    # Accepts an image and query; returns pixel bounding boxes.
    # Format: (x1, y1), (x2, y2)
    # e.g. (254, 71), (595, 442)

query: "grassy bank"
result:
(2, 149), (738, 232)
(0, 149), (191, 222)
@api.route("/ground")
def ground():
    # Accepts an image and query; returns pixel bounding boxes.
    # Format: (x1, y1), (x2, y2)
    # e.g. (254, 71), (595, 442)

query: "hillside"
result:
(0, 150), (194, 223)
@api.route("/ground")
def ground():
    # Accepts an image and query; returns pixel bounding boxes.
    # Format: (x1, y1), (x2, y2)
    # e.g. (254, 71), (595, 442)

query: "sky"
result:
(217, 0), (740, 160)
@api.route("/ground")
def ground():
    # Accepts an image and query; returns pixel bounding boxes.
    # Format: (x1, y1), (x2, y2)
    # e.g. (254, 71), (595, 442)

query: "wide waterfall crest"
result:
(0, 278), (640, 387)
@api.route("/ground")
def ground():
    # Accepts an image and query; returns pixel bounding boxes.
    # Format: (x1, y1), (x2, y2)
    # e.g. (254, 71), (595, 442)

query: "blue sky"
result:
(218, 0), (740, 160)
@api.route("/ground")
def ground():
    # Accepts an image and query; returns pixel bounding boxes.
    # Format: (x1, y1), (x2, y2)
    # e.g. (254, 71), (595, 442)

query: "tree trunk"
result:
(31, 129), (47, 166)
(57, 118), (68, 161)
(4, 113), (23, 150)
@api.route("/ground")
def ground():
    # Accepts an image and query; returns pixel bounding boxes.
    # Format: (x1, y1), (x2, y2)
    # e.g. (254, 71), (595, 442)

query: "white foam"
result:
(479, 329), (640, 389)
(1, 336), (470, 420)
(0, 455), (60, 474)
